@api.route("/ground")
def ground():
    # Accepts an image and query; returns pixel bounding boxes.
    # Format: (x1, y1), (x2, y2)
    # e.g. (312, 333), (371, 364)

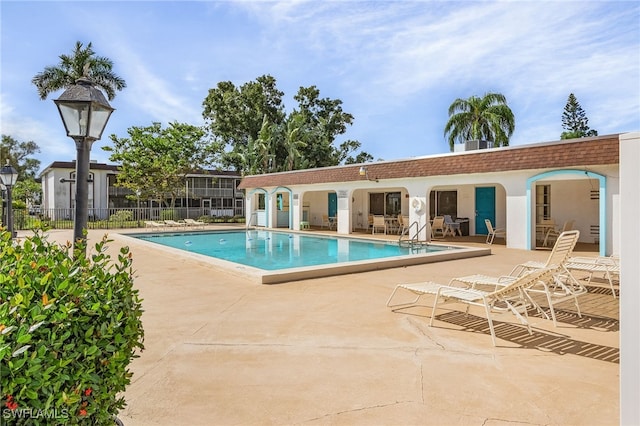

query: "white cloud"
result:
(0, 97), (76, 164)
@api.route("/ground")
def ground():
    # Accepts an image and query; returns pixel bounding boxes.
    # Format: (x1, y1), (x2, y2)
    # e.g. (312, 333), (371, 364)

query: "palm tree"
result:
(444, 92), (515, 151)
(32, 41), (126, 101)
(283, 113), (307, 171)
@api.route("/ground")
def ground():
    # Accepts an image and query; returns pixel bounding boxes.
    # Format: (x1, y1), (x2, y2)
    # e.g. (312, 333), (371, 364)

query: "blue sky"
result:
(1, 1), (639, 173)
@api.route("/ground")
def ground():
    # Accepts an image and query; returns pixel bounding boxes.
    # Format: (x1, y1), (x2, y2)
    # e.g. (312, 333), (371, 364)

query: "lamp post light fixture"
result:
(0, 160), (19, 238)
(54, 77), (114, 253)
(358, 166), (378, 183)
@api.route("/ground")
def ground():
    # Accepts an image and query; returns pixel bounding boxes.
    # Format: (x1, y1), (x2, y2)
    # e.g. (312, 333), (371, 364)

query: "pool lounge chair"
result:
(565, 254), (620, 298)
(144, 221), (165, 230)
(429, 268), (555, 346)
(184, 218), (206, 229)
(446, 230), (585, 327)
(163, 219), (186, 229)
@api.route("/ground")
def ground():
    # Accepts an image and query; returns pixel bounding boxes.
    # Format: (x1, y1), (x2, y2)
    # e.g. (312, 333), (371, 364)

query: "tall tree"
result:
(1, 135), (42, 206)
(32, 41), (126, 101)
(444, 92), (515, 151)
(202, 75), (286, 171)
(293, 86), (346, 168)
(202, 75), (371, 174)
(560, 93), (598, 139)
(104, 122), (215, 207)
(282, 112), (308, 171)
(1, 135), (41, 179)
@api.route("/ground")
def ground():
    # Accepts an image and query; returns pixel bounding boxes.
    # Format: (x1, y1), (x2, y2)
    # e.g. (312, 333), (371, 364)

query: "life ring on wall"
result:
(411, 198), (424, 213)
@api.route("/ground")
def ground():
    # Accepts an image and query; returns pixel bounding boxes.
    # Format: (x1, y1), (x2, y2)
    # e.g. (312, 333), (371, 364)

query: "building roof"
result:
(238, 134), (621, 189)
(39, 161), (242, 179)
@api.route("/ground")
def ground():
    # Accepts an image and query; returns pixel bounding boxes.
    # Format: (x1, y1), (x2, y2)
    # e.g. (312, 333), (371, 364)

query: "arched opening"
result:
(248, 188), (269, 227)
(270, 186), (293, 229)
(526, 170), (606, 255)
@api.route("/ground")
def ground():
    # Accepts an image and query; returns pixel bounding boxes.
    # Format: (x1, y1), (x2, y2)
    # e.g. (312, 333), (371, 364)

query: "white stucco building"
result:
(239, 134), (631, 257)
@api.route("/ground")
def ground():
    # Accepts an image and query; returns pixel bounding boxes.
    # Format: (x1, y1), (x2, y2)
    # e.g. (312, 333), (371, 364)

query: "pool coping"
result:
(117, 229), (492, 284)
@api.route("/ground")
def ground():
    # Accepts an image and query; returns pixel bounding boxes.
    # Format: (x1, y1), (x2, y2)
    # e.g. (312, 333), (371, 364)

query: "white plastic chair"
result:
(484, 219), (506, 244)
(543, 219), (574, 247)
(372, 215), (387, 234)
(431, 216), (446, 238)
(443, 215), (461, 236)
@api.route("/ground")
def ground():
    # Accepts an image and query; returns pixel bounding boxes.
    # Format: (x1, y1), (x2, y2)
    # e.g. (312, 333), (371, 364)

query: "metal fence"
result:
(5, 207), (244, 231)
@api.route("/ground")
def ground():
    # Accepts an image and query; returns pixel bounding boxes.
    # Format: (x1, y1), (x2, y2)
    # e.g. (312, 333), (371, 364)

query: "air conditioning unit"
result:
(465, 140), (489, 151)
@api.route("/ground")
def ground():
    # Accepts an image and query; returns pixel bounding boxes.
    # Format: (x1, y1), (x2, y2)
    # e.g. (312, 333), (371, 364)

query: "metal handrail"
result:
(399, 221), (431, 248)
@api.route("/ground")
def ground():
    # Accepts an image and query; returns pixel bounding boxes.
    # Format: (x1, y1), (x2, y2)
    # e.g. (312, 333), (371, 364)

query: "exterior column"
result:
(335, 189), (351, 235)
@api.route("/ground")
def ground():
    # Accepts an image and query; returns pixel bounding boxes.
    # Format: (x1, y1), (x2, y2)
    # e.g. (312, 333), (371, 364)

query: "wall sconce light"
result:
(359, 166), (378, 182)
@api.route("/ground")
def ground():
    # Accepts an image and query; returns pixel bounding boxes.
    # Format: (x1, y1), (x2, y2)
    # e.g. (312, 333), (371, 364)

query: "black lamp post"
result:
(54, 77), (114, 254)
(0, 160), (19, 239)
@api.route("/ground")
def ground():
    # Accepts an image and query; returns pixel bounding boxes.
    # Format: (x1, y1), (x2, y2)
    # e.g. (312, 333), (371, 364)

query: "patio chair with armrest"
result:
(398, 215), (410, 235)
(484, 219), (506, 244)
(443, 215), (462, 237)
(322, 214), (331, 229)
(431, 216), (446, 238)
(372, 215), (387, 234)
(543, 219), (574, 247)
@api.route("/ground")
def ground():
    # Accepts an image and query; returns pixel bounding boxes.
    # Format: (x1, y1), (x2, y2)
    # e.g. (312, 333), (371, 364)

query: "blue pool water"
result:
(134, 230), (453, 271)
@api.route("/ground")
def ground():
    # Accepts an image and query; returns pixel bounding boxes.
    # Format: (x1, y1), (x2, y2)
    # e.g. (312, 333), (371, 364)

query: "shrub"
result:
(108, 210), (133, 223)
(159, 210), (176, 221)
(0, 229), (144, 425)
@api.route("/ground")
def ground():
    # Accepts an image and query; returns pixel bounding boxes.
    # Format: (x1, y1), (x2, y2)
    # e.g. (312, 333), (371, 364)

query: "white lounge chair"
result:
(511, 230), (585, 325)
(163, 219), (185, 229)
(144, 221), (165, 230)
(484, 219), (506, 244)
(401, 268), (553, 346)
(184, 218), (206, 229)
(449, 230), (585, 327)
(565, 254), (620, 298)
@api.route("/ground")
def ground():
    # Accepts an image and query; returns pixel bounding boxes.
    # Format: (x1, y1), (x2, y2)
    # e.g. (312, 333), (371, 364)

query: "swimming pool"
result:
(128, 229), (490, 284)
(135, 230), (452, 270)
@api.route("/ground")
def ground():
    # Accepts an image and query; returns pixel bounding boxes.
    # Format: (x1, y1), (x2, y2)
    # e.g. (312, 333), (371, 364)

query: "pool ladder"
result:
(399, 221), (432, 250)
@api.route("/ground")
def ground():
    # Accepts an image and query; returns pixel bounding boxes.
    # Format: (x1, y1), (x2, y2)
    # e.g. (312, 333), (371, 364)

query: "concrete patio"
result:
(30, 227), (619, 425)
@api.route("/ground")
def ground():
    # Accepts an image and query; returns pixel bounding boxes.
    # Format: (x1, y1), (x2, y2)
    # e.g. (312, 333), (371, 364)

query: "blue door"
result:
(475, 187), (496, 234)
(328, 193), (337, 218)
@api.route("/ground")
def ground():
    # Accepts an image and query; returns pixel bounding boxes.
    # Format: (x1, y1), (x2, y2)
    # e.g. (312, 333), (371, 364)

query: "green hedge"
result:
(0, 229), (144, 425)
